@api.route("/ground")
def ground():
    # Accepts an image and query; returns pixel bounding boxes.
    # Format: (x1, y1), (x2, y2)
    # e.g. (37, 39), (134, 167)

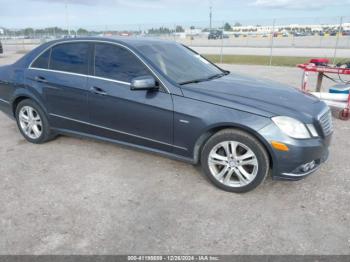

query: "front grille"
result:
(319, 110), (333, 136)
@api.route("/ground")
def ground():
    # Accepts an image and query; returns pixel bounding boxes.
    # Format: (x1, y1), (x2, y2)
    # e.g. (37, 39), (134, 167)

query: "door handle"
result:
(90, 86), (107, 96)
(34, 76), (48, 83)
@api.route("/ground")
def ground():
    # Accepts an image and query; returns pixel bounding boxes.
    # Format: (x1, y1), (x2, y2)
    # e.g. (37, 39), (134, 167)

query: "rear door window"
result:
(50, 43), (90, 75)
(94, 43), (149, 82)
(31, 49), (51, 69)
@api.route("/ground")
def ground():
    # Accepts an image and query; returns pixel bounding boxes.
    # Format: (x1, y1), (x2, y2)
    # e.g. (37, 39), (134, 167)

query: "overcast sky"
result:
(0, 0), (349, 29)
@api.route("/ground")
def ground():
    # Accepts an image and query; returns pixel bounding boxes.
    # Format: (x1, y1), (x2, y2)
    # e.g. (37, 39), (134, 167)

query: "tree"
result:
(77, 28), (88, 36)
(234, 22), (242, 27)
(223, 22), (232, 31)
(175, 25), (184, 32)
(23, 28), (34, 36)
(148, 27), (172, 35)
(190, 25), (195, 30)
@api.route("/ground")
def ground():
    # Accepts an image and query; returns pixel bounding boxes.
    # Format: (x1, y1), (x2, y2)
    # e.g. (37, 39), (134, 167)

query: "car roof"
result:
(14, 36), (180, 68)
(51, 36), (176, 48)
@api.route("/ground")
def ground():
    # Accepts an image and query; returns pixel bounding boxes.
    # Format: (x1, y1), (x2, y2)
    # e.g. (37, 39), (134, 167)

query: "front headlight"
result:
(272, 116), (312, 139)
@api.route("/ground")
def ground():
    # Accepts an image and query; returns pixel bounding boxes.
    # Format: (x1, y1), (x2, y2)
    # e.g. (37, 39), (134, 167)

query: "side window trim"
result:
(87, 43), (94, 76)
(47, 48), (52, 69)
(93, 42), (167, 92)
(92, 42), (96, 76)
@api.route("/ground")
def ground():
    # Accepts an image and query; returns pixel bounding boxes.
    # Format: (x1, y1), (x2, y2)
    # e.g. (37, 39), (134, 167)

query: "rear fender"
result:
(10, 88), (47, 117)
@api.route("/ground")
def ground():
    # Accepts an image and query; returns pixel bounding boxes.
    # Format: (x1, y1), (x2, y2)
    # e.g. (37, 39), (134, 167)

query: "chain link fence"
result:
(1, 16), (350, 66)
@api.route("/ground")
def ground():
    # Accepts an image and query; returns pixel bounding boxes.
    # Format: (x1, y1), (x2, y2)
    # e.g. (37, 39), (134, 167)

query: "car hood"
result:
(180, 73), (324, 121)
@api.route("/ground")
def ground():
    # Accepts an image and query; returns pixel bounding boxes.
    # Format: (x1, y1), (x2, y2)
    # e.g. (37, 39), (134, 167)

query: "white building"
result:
(228, 22), (350, 35)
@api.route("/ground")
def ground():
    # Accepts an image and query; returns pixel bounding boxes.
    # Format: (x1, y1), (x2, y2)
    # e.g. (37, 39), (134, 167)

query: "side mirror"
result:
(130, 75), (158, 91)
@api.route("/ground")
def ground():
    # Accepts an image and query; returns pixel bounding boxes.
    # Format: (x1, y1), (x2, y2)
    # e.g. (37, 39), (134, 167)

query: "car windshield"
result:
(135, 42), (224, 84)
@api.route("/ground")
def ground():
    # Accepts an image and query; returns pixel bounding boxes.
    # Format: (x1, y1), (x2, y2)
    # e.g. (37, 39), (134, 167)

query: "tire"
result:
(201, 129), (270, 193)
(15, 99), (54, 144)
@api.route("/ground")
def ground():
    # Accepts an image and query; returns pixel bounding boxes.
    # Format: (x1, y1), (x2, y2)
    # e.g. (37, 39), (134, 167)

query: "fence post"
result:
(269, 19), (276, 66)
(220, 21), (224, 63)
(333, 16), (343, 64)
(190, 27), (193, 46)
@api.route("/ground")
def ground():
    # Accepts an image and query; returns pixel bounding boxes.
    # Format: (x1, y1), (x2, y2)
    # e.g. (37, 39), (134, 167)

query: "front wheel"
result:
(201, 129), (270, 193)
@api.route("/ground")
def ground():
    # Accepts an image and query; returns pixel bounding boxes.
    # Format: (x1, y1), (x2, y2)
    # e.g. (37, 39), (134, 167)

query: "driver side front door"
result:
(87, 42), (174, 153)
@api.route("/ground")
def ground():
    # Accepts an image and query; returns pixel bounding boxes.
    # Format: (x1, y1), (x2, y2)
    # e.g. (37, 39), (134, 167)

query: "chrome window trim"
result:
(50, 113), (187, 151)
(28, 67), (131, 86)
(29, 67), (87, 79)
(28, 39), (170, 93)
(88, 75), (130, 86)
(0, 98), (10, 104)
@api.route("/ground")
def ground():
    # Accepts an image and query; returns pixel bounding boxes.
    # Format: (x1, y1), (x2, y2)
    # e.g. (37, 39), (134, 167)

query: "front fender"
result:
(172, 95), (275, 163)
(192, 120), (276, 165)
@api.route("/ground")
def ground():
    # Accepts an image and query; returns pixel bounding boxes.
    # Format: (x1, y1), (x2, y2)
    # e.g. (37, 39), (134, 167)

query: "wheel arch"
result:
(11, 90), (47, 118)
(193, 123), (275, 169)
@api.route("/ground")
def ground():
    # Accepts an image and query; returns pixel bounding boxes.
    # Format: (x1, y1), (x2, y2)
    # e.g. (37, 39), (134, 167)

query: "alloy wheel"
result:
(18, 106), (43, 139)
(208, 141), (259, 187)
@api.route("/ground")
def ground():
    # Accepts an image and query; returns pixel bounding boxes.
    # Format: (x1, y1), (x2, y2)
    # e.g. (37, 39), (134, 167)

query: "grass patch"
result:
(16, 50), (29, 54)
(203, 54), (348, 67)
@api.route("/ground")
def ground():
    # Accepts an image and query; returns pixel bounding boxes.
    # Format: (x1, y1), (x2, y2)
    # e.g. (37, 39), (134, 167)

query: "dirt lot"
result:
(0, 53), (349, 255)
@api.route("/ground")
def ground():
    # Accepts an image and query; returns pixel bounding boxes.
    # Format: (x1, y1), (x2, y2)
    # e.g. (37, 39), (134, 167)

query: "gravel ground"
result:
(0, 54), (349, 255)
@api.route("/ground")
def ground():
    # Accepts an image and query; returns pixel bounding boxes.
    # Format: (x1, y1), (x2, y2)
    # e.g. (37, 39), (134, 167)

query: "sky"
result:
(0, 0), (349, 29)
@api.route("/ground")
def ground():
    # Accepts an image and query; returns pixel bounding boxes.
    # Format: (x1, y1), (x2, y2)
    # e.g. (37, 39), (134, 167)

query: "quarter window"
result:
(50, 43), (90, 75)
(31, 49), (51, 69)
(94, 43), (149, 82)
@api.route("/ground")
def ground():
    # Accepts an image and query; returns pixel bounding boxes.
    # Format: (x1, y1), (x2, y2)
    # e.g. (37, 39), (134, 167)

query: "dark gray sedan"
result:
(0, 37), (332, 193)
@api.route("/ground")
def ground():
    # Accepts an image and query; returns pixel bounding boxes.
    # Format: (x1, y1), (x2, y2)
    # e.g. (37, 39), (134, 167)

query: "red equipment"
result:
(309, 58), (329, 66)
(297, 59), (350, 120)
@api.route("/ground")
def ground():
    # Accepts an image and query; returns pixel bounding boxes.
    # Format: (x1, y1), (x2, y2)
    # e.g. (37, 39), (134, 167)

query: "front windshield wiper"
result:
(207, 72), (227, 80)
(179, 71), (229, 85)
(179, 79), (207, 85)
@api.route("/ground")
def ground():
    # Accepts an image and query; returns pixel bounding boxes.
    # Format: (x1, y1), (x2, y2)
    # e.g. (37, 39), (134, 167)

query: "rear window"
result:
(50, 43), (90, 74)
(31, 49), (51, 69)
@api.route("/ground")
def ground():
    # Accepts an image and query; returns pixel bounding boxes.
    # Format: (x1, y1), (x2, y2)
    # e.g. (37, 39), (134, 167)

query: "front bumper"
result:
(258, 122), (332, 181)
(277, 148), (329, 180)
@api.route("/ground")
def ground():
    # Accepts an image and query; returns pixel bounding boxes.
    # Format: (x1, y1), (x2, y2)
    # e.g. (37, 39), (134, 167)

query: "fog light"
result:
(300, 161), (316, 172)
(309, 161), (315, 170)
(301, 164), (310, 172)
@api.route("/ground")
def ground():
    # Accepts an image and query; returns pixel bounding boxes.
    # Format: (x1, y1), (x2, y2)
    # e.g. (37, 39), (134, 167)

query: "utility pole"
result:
(333, 16), (343, 64)
(65, 0), (70, 36)
(269, 19), (276, 66)
(209, 1), (212, 31)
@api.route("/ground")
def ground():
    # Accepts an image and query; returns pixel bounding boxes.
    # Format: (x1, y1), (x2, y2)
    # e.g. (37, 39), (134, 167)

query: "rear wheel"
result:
(15, 99), (54, 144)
(201, 129), (270, 193)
